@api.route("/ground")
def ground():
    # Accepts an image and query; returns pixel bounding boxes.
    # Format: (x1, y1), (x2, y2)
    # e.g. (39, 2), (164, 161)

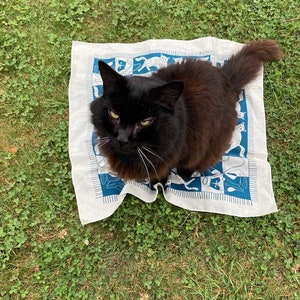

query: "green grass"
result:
(1, 0), (299, 299)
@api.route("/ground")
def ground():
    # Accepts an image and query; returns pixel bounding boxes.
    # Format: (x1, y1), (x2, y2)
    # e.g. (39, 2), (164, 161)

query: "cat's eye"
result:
(108, 110), (119, 120)
(139, 118), (153, 127)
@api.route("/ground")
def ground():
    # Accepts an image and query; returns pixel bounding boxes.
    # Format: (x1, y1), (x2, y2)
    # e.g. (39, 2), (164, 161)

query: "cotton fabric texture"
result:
(68, 37), (278, 225)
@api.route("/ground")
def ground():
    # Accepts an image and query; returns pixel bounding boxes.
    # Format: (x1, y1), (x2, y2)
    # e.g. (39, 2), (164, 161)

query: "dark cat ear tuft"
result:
(98, 61), (126, 94)
(156, 81), (184, 110)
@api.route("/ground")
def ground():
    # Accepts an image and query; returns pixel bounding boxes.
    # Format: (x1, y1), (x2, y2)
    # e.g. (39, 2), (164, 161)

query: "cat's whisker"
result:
(138, 148), (159, 180)
(137, 148), (151, 183)
(141, 146), (165, 162)
(98, 142), (109, 147)
(98, 137), (110, 147)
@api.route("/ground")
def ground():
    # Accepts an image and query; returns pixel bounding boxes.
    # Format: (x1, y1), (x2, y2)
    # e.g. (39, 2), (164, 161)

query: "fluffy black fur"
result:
(90, 40), (283, 185)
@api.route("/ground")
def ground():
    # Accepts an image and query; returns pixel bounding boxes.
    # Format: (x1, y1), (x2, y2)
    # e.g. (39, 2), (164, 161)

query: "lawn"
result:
(1, 0), (299, 299)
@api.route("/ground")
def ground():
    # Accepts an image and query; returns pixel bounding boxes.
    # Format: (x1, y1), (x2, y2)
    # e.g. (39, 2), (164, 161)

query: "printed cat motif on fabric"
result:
(134, 54), (169, 73)
(225, 91), (248, 158)
(91, 53), (251, 201)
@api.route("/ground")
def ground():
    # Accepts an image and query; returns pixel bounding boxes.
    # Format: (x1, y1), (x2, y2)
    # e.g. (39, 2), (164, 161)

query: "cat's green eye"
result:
(139, 118), (153, 127)
(109, 110), (119, 120)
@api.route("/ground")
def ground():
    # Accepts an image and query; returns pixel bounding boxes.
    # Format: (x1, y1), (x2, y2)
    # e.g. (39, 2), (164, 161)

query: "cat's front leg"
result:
(177, 168), (193, 179)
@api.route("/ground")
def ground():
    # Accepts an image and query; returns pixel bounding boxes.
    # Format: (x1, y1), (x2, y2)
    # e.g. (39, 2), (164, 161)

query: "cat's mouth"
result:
(115, 141), (136, 152)
(113, 141), (138, 156)
(117, 152), (136, 164)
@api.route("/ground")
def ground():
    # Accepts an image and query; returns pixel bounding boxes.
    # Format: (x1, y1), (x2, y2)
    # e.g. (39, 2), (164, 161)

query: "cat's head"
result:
(90, 61), (185, 182)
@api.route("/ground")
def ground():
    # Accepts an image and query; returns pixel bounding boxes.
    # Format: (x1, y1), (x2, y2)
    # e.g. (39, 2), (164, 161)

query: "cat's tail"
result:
(222, 40), (283, 94)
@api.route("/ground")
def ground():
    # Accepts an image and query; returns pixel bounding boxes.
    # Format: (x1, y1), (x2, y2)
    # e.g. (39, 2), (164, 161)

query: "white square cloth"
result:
(68, 37), (277, 225)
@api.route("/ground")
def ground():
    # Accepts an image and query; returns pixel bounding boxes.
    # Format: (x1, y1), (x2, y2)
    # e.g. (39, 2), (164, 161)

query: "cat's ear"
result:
(156, 81), (184, 110)
(98, 61), (126, 94)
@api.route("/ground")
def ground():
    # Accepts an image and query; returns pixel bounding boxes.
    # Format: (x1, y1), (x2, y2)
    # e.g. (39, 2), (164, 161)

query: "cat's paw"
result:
(177, 168), (193, 179)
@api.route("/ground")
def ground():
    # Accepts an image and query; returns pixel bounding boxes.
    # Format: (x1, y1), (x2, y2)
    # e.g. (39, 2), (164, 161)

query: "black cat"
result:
(90, 40), (283, 185)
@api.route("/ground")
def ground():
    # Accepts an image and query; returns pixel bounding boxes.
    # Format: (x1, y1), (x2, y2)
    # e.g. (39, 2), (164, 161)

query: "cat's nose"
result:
(117, 128), (129, 143)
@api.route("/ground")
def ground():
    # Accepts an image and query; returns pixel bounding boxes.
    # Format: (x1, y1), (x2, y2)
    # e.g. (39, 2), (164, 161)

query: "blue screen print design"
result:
(91, 52), (251, 201)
